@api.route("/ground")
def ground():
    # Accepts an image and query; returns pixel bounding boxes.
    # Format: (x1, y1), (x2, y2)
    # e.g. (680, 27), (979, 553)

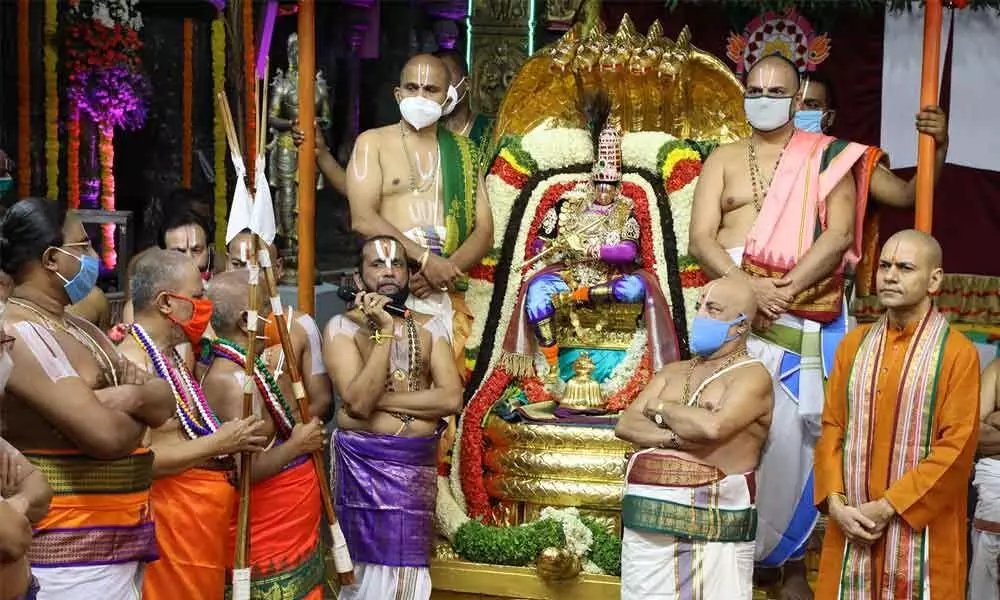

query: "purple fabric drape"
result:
(333, 428), (441, 568)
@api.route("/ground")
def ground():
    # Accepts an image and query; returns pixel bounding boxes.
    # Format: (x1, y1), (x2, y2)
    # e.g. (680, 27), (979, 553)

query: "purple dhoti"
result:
(333, 428), (440, 568)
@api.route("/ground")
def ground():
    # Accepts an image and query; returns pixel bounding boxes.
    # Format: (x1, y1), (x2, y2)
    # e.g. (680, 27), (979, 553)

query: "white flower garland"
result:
(77, 0), (144, 31)
(600, 329), (647, 397)
(485, 174), (519, 248)
(539, 507), (593, 558)
(669, 181), (697, 257)
(683, 287), (701, 333)
(436, 475), (470, 542)
(622, 131), (672, 172)
(521, 127), (593, 171)
(463, 279), (494, 352)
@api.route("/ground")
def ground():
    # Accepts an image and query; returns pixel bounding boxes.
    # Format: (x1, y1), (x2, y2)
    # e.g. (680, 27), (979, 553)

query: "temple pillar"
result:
(469, 0), (536, 117)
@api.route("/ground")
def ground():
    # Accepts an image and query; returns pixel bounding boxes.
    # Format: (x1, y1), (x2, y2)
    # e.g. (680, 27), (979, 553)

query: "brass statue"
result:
(268, 32), (332, 280)
(561, 353), (603, 410)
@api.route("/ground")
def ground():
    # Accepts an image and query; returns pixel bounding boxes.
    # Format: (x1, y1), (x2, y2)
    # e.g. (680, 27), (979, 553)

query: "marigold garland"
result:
(182, 18), (194, 188)
(44, 0), (59, 200)
(212, 16), (228, 255)
(98, 126), (116, 269)
(67, 109), (81, 208)
(17, 0), (30, 198)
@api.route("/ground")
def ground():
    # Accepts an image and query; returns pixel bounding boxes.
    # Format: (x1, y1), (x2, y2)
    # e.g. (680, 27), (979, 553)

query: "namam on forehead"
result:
(399, 54), (449, 91)
(702, 277), (758, 320)
(881, 229), (943, 269)
(227, 232), (277, 264)
(746, 54), (800, 96)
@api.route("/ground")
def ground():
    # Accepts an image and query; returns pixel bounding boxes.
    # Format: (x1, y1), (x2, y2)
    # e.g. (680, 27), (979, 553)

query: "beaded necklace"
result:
(129, 323), (221, 439)
(369, 316), (422, 434)
(210, 337), (296, 438)
(747, 131), (793, 213)
(682, 349), (751, 405)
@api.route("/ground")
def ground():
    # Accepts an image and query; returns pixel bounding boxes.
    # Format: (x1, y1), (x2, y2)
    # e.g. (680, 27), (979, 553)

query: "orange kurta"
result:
(143, 467), (235, 600)
(814, 318), (981, 599)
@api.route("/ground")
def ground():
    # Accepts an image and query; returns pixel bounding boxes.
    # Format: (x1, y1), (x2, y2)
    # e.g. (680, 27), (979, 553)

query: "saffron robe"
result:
(814, 312), (980, 599)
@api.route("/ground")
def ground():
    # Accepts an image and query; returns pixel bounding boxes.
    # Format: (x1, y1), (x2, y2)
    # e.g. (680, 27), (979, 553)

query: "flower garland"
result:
(129, 324), (221, 438)
(212, 16), (228, 255)
(182, 18), (194, 188)
(67, 109), (81, 208)
(98, 126), (116, 269)
(16, 0), (30, 198)
(211, 338), (297, 438)
(44, 0), (59, 201)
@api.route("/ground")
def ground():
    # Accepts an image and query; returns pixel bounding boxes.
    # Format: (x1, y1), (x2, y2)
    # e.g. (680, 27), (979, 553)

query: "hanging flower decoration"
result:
(64, 0), (149, 132)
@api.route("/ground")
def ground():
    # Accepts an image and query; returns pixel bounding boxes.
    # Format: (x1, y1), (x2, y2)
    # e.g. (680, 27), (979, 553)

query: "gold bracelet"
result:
(417, 248), (431, 274)
(828, 492), (849, 507)
(369, 329), (393, 345)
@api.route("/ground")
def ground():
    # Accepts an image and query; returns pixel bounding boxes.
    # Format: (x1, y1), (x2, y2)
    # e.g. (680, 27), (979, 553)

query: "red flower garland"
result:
(666, 158), (702, 194)
(468, 263), (495, 283)
(680, 267), (710, 288)
(489, 155), (530, 190)
(67, 109), (81, 208)
(522, 376), (553, 404)
(460, 369), (513, 517)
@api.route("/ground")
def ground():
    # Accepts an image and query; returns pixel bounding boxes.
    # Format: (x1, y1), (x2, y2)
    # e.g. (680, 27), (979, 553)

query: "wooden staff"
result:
(915, 0), (943, 233)
(297, 0), (317, 314)
(256, 245), (356, 585)
(217, 92), (257, 595)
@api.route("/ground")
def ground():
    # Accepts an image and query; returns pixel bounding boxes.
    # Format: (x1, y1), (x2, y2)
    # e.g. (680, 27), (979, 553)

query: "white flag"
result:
(251, 155), (277, 245)
(225, 153), (253, 244)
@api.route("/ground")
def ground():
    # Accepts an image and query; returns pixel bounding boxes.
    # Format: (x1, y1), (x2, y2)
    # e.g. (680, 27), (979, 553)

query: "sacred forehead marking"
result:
(417, 63), (430, 87)
(374, 239), (397, 268)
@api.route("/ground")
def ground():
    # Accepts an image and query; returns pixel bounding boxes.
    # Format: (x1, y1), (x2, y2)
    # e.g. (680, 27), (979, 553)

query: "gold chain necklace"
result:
(681, 349), (750, 406)
(747, 132), (793, 213)
(10, 297), (119, 387)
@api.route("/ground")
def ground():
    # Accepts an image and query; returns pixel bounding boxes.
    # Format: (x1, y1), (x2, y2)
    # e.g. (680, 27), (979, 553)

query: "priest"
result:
(814, 229), (980, 599)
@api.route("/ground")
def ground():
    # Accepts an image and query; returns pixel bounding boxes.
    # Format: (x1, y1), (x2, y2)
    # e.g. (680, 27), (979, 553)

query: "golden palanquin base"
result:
(429, 557), (818, 600)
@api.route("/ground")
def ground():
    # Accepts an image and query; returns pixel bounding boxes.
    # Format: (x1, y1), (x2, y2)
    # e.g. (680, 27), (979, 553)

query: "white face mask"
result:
(399, 97), (443, 130)
(744, 96), (793, 132)
(442, 78), (467, 116)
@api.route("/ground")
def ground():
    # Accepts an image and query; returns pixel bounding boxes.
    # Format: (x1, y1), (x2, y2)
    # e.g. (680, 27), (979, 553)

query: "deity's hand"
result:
(289, 417), (326, 455)
(409, 273), (435, 300)
(749, 277), (792, 320)
(829, 499), (881, 545)
(422, 255), (463, 290)
(213, 416), (269, 456)
(916, 105), (948, 146)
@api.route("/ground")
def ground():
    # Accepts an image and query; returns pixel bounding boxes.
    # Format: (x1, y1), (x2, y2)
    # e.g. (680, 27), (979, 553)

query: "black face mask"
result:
(360, 272), (410, 308)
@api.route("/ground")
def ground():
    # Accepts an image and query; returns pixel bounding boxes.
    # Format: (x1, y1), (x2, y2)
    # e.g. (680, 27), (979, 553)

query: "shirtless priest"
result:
(347, 53), (492, 375)
(615, 277), (772, 600)
(325, 236), (463, 600)
(117, 249), (267, 600)
(688, 53), (881, 597)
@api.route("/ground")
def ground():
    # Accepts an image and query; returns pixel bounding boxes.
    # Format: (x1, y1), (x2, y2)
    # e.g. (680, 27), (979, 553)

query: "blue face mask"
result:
(52, 247), (99, 304)
(689, 314), (746, 357)
(794, 110), (825, 133)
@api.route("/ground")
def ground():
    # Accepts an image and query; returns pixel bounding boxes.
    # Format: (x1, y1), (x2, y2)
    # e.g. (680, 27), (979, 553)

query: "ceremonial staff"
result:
(297, 0), (317, 314)
(217, 90), (257, 600)
(915, 0), (943, 233)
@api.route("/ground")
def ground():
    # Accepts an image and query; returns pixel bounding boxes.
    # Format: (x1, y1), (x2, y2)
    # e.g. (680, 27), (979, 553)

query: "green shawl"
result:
(438, 125), (479, 258)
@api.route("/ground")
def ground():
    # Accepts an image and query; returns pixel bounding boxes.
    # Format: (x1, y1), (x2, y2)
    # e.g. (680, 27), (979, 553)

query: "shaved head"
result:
(130, 248), (199, 311)
(876, 229), (944, 314)
(883, 229), (942, 269)
(206, 269), (267, 337)
(747, 54), (801, 93)
(397, 54), (449, 101)
(703, 277), (758, 323)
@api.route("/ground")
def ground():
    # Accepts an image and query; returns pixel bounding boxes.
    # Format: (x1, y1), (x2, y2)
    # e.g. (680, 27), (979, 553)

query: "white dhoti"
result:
(725, 247), (847, 567)
(337, 563), (431, 600)
(970, 458), (1000, 599)
(33, 563), (144, 600)
(620, 449), (756, 600)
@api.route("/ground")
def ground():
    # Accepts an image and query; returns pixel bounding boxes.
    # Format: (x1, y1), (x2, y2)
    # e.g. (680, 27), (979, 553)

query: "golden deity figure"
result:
(561, 353), (603, 410)
(268, 33), (332, 255)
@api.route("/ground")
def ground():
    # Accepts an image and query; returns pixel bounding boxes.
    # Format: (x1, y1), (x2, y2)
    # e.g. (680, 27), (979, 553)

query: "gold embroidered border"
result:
(627, 454), (724, 488)
(621, 495), (756, 543)
(25, 452), (154, 495)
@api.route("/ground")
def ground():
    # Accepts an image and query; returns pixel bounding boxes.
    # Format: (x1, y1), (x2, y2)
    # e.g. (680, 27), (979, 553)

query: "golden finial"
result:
(614, 13), (640, 46)
(676, 25), (693, 54)
(647, 19), (665, 44)
(549, 23), (581, 69)
(560, 352), (604, 410)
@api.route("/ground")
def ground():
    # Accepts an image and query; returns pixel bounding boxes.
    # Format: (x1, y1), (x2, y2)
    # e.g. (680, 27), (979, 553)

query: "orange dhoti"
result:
(227, 457), (324, 600)
(143, 467), (235, 600)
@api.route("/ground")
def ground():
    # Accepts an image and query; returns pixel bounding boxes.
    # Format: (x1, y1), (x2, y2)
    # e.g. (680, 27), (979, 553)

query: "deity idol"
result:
(268, 33), (332, 257)
(524, 110), (648, 385)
